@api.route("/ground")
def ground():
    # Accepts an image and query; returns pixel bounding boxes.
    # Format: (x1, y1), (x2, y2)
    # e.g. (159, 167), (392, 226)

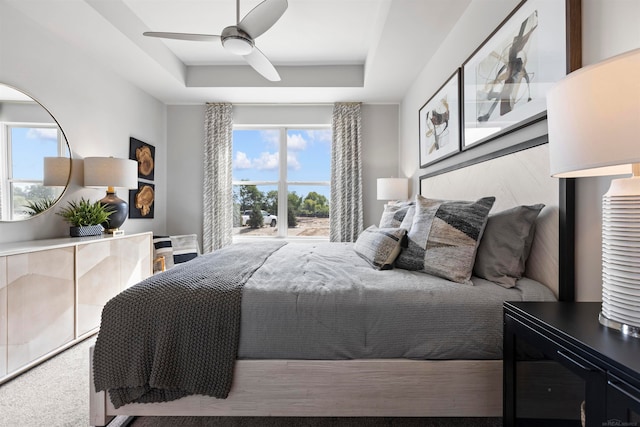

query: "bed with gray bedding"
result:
(93, 239), (555, 408)
(239, 241), (555, 360)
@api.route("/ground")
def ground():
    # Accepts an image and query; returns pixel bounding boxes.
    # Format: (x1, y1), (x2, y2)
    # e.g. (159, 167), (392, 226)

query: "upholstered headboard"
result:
(420, 144), (563, 298)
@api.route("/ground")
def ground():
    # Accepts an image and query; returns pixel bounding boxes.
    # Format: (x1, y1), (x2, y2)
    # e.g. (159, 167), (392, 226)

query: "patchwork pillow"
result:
(379, 201), (415, 229)
(171, 234), (200, 264)
(473, 204), (545, 288)
(354, 225), (407, 270)
(395, 195), (495, 284)
(152, 235), (174, 271)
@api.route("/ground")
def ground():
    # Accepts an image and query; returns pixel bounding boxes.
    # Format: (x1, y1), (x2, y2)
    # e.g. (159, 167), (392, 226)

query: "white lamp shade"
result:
(377, 178), (408, 201)
(84, 157), (138, 189)
(547, 48), (640, 178)
(43, 157), (71, 186)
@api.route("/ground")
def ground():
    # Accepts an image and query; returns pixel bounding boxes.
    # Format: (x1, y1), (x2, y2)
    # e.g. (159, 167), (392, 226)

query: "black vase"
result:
(100, 190), (128, 232)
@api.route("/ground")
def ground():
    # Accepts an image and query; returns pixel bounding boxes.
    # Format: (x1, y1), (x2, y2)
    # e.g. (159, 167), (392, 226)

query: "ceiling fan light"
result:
(222, 37), (254, 56)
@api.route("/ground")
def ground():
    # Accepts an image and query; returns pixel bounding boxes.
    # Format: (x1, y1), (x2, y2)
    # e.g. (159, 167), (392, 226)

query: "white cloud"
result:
(306, 129), (332, 143)
(233, 151), (252, 169)
(27, 128), (58, 141)
(287, 133), (307, 151)
(254, 151), (279, 170)
(287, 152), (301, 170)
(259, 130), (280, 148)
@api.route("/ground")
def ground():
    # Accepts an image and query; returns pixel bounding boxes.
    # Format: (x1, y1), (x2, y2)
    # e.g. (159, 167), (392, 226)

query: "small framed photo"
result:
(419, 69), (461, 168)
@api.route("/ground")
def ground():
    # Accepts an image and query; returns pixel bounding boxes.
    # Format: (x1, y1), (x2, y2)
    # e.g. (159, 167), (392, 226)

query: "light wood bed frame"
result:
(89, 144), (573, 426)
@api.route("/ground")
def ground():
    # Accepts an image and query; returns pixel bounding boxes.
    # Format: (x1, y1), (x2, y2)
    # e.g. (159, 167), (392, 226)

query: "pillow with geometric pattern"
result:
(354, 225), (407, 270)
(378, 200), (415, 230)
(395, 195), (495, 284)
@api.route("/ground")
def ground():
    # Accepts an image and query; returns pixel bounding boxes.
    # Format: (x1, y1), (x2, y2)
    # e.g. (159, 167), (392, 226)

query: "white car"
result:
(241, 210), (277, 227)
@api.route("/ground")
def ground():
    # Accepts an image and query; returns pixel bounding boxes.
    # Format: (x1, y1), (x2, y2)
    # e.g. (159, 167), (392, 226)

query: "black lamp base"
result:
(99, 190), (129, 232)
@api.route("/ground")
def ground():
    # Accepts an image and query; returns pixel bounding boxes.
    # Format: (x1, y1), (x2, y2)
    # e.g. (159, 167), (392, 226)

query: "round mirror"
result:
(0, 83), (71, 221)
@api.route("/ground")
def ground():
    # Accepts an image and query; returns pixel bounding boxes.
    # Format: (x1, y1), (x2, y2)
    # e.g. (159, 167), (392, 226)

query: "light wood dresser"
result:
(0, 232), (152, 384)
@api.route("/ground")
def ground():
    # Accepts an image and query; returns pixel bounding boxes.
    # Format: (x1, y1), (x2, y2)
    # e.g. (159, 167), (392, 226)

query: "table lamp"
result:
(547, 48), (640, 338)
(43, 157), (71, 187)
(83, 157), (138, 234)
(377, 178), (408, 205)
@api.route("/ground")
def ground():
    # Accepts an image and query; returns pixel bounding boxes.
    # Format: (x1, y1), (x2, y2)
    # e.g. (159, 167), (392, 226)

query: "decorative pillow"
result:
(395, 195), (495, 284)
(379, 201), (415, 229)
(354, 225), (407, 270)
(473, 204), (545, 288)
(171, 234), (200, 264)
(152, 235), (174, 271)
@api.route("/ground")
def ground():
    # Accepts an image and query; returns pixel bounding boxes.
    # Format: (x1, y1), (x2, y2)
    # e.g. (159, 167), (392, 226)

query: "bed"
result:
(89, 143), (572, 425)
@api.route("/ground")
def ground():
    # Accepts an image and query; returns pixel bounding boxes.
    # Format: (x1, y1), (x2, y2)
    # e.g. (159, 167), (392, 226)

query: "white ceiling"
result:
(7, 0), (471, 104)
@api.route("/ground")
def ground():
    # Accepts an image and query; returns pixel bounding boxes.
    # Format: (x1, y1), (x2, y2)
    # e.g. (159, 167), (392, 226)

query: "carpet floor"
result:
(0, 338), (502, 427)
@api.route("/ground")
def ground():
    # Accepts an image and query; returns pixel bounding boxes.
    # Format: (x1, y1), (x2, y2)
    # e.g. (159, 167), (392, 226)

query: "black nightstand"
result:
(503, 301), (640, 427)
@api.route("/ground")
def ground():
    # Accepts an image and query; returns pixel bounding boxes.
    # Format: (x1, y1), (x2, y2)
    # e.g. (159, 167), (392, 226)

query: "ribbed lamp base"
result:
(600, 177), (640, 338)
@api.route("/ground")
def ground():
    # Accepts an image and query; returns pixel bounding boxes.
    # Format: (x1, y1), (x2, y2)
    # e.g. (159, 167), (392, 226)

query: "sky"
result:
(11, 126), (59, 180)
(232, 128), (331, 199)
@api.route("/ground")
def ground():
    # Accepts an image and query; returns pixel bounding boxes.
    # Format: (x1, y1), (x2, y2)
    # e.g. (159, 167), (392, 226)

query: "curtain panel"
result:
(203, 103), (233, 253)
(330, 102), (364, 242)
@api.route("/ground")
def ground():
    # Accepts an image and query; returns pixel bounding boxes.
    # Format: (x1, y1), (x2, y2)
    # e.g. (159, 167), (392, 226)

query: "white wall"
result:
(0, 2), (167, 243)
(165, 103), (399, 240)
(399, 0), (640, 301)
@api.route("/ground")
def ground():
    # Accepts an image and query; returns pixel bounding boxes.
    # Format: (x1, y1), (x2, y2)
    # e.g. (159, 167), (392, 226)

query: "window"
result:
(232, 127), (331, 239)
(1, 124), (66, 220)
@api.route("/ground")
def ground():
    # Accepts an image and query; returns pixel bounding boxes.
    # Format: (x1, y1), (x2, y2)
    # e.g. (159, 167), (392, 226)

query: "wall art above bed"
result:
(418, 69), (461, 168)
(418, 0), (581, 175)
(462, 0), (575, 149)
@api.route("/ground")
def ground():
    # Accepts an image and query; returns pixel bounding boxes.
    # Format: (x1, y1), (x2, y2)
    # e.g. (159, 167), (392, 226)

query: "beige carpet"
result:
(0, 338), (501, 427)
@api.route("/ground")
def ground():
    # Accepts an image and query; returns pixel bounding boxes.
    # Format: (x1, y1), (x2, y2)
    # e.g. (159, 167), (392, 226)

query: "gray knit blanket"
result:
(92, 241), (286, 409)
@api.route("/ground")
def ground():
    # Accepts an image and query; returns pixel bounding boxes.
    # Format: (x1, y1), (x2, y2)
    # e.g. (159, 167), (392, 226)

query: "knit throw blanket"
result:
(92, 241), (287, 409)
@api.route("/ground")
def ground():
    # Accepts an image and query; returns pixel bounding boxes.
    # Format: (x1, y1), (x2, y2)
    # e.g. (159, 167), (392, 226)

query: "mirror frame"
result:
(0, 83), (72, 222)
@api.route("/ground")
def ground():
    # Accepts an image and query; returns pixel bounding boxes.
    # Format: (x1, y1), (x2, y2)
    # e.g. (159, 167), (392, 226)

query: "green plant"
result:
(23, 197), (57, 216)
(247, 204), (264, 229)
(57, 197), (113, 227)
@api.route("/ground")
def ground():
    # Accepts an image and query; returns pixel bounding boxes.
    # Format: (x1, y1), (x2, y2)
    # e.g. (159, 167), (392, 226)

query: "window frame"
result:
(232, 125), (331, 240)
(1, 122), (65, 220)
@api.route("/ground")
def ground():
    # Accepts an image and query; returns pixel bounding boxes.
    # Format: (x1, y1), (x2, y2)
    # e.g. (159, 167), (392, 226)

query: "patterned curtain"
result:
(203, 103), (233, 253)
(330, 102), (364, 242)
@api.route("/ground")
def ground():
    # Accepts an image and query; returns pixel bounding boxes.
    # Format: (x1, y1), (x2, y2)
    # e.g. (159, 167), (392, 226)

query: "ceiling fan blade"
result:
(243, 47), (281, 82)
(143, 32), (221, 42)
(237, 0), (288, 39)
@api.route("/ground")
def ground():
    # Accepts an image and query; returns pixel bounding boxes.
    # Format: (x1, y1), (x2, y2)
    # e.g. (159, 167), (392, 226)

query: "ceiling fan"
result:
(143, 0), (288, 82)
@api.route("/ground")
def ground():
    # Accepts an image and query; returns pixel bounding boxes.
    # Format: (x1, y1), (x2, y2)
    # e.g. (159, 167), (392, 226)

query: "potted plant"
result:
(57, 197), (113, 237)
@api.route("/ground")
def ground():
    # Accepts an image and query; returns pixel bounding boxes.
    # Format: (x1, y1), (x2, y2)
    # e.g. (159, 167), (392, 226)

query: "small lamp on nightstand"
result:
(547, 48), (640, 337)
(377, 177), (408, 205)
(84, 157), (138, 234)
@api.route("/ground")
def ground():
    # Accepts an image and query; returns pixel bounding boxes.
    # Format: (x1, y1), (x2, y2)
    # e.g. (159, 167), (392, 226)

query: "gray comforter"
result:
(92, 241), (286, 408)
(238, 242), (556, 360)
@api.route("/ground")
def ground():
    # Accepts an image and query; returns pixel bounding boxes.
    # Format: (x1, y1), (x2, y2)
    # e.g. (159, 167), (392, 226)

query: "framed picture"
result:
(129, 137), (155, 181)
(129, 182), (155, 219)
(462, 0), (576, 148)
(419, 69), (461, 168)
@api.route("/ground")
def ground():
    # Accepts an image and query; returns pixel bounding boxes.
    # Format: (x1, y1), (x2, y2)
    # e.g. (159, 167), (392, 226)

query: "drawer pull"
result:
(556, 350), (598, 372)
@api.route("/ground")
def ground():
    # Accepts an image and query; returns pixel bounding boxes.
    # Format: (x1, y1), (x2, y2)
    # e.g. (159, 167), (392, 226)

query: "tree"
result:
(247, 203), (264, 228)
(264, 190), (278, 214)
(237, 184), (263, 211)
(287, 192), (302, 228)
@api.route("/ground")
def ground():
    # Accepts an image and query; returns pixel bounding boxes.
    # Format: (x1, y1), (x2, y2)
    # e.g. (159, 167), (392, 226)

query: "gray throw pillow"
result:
(395, 195), (495, 284)
(379, 201), (415, 230)
(354, 225), (407, 270)
(473, 204), (545, 288)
